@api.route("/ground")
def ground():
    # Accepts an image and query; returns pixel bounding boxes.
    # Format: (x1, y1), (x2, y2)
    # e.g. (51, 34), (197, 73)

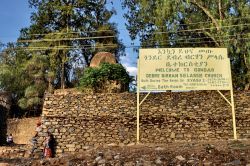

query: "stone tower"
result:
(89, 52), (128, 93)
(90, 52), (117, 68)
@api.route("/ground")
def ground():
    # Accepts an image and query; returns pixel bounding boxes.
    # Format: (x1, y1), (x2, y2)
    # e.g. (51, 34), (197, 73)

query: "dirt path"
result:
(0, 140), (250, 165)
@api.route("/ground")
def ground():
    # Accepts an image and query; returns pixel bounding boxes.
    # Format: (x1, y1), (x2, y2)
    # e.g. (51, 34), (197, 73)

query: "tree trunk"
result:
(61, 63), (65, 89)
(218, 0), (223, 20)
(189, 0), (220, 31)
(244, 83), (249, 90)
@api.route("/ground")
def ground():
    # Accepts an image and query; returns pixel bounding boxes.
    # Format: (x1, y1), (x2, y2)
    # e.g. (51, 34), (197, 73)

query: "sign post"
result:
(136, 48), (237, 143)
(228, 60), (237, 140)
(231, 89), (237, 139)
(136, 60), (140, 143)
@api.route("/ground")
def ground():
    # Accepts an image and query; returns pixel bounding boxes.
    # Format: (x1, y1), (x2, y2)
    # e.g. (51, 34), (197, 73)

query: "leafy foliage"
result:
(0, 44), (30, 100)
(0, 0), (125, 116)
(123, 0), (250, 89)
(24, 0), (124, 68)
(0, 46), (48, 114)
(79, 63), (132, 92)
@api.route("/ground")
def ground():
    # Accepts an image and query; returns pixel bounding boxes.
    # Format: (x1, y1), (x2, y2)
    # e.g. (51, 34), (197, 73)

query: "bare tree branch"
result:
(189, 0), (220, 31)
(203, 31), (220, 46)
(218, 0), (223, 20)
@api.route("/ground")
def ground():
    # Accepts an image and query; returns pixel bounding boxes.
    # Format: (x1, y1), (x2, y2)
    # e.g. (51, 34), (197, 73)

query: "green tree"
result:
(123, 0), (250, 89)
(24, 30), (74, 89)
(1, 0), (125, 116)
(0, 43), (49, 116)
(19, 0), (124, 89)
(18, 54), (49, 113)
(0, 43), (30, 98)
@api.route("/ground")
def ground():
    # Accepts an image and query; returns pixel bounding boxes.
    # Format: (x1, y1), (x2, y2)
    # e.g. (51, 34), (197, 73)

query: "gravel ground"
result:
(0, 140), (250, 166)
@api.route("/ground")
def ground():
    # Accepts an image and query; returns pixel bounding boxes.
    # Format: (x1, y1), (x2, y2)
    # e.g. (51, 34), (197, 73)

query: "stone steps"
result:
(0, 144), (39, 159)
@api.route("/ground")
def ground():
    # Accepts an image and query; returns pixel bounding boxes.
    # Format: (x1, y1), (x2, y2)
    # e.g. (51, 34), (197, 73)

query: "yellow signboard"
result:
(139, 48), (232, 91)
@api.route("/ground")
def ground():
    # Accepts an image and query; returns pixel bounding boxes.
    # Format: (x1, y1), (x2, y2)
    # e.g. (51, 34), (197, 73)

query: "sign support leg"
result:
(136, 60), (140, 144)
(140, 92), (151, 106)
(216, 89), (237, 139)
(217, 90), (232, 106)
(136, 85), (140, 143)
(227, 58), (237, 140)
(230, 89), (237, 140)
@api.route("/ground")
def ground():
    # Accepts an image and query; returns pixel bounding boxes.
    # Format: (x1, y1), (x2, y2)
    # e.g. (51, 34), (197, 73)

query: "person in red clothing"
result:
(43, 132), (54, 158)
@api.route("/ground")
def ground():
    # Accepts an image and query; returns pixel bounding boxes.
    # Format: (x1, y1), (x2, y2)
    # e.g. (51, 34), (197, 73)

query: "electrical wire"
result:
(151, 16), (250, 28)
(25, 44), (118, 50)
(26, 29), (115, 37)
(12, 23), (250, 44)
(153, 23), (250, 34)
(17, 35), (116, 43)
(125, 37), (250, 48)
(145, 33), (250, 44)
(0, 44), (118, 52)
(1, 23), (249, 53)
(9, 16), (250, 38)
(1, 37), (249, 53)
(20, 34), (250, 50)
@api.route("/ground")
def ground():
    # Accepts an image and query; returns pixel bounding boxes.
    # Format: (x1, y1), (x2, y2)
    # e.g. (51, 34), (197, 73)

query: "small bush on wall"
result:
(79, 63), (132, 93)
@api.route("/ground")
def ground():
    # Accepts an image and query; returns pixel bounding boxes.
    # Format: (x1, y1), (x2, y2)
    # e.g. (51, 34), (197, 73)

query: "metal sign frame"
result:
(136, 49), (237, 144)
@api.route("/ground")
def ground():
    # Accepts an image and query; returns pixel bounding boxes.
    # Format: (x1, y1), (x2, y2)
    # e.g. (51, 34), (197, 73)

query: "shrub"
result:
(79, 63), (132, 92)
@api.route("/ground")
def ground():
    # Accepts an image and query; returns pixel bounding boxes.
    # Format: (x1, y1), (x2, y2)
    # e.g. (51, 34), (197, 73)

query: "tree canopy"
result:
(0, 0), (125, 116)
(1, 0), (250, 117)
(123, 0), (250, 89)
(22, 0), (124, 88)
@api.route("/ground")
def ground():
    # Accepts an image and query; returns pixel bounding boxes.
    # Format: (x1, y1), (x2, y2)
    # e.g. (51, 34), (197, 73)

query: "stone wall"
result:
(0, 145), (30, 158)
(0, 118), (40, 159)
(7, 118), (39, 144)
(39, 90), (250, 156)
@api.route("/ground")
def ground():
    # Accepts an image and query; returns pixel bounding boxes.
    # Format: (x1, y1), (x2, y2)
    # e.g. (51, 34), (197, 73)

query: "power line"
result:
(6, 16), (250, 38)
(17, 35), (116, 43)
(12, 23), (250, 45)
(0, 44), (118, 52)
(1, 29), (249, 53)
(154, 23), (250, 34)
(1, 37), (249, 53)
(0, 19), (249, 46)
(24, 45), (118, 51)
(26, 44), (118, 50)
(145, 33), (250, 44)
(126, 37), (250, 48)
(24, 33), (250, 50)
(26, 29), (115, 37)
(154, 16), (250, 28)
